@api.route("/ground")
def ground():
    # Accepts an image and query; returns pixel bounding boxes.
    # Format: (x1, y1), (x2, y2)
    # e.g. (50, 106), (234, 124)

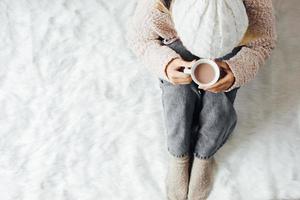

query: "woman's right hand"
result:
(166, 58), (196, 85)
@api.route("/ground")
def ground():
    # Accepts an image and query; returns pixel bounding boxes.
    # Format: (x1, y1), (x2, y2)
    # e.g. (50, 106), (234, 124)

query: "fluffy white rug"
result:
(0, 0), (299, 199)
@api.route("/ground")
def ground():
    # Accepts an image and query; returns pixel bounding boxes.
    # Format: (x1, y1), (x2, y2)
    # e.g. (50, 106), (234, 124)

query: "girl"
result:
(126, 0), (277, 199)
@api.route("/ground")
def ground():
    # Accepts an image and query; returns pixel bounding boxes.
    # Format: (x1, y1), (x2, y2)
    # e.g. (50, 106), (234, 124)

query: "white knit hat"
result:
(171, 0), (249, 59)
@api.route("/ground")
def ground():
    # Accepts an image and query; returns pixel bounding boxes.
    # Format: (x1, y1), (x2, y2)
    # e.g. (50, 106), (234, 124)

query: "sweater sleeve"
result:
(125, 0), (181, 81)
(223, 0), (278, 92)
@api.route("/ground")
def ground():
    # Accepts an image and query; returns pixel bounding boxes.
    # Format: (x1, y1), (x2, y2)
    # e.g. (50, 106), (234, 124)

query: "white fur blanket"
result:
(0, 0), (299, 199)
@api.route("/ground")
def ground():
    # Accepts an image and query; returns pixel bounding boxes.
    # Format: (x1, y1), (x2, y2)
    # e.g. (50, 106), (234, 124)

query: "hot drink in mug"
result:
(183, 59), (223, 89)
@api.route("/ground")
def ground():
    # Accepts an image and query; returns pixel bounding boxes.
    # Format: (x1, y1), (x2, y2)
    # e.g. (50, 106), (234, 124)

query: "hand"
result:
(202, 60), (235, 93)
(166, 58), (196, 85)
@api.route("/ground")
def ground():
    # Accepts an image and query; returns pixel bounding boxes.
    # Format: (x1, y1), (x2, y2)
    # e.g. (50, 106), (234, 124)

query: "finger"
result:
(206, 75), (234, 92)
(206, 83), (228, 93)
(170, 70), (191, 79)
(204, 74), (230, 90)
(172, 75), (192, 82)
(172, 76), (192, 84)
(174, 79), (193, 85)
(207, 83), (230, 93)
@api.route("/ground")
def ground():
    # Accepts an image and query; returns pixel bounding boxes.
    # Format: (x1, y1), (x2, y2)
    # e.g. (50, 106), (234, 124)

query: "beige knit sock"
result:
(165, 153), (190, 200)
(187, 156), (215, 200)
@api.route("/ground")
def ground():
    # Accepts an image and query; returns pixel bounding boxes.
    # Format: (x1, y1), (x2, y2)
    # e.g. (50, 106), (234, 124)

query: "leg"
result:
(159, 79), (198, 200)
(188, 88), (239, 200)
(165, 153), (190, 200)
(193, 88), (240, 159)
(188, 156), (216, 200)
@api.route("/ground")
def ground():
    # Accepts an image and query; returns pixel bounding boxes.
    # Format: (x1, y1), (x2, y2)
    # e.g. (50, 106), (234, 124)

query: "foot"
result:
(165, 153), (190, 200)
(187, 156), (215, 200)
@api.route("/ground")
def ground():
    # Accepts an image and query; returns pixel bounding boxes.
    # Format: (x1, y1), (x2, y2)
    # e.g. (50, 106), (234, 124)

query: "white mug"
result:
(183, 59), (220, 89)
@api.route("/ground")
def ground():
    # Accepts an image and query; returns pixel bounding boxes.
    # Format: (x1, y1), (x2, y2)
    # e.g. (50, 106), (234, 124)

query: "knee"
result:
(194, 136), (227, 159)
(217, 104), (238, 127)
(195, 112), (238, 158)
(225, 110), (238, 128)
(201, 106), (237, 132)
(166, 131), (191, 157)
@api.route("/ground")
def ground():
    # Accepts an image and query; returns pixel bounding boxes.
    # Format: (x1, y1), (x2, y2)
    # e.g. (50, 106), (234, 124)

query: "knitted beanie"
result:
(171, 0), (249, 59)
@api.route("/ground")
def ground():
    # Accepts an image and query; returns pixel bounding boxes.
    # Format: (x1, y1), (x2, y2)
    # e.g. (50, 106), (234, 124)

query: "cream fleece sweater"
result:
(126, 0), (277, 92)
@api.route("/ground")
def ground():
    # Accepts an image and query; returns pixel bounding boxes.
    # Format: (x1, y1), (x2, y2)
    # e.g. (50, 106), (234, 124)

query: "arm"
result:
(125, 0), (181, 81)
(223, 0), (278, 92)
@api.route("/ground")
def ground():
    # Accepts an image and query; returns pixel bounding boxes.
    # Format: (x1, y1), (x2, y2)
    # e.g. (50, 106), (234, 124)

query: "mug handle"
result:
(183, 67), (192, 74)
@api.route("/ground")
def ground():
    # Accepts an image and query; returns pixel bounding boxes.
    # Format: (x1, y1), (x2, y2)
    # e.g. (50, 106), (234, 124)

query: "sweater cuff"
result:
(223, 59), (245, 92)
(159, 52), (181, 82)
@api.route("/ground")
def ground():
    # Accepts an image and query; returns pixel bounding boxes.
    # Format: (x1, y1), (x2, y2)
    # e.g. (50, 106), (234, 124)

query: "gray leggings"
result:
(159, 39), (243, 159)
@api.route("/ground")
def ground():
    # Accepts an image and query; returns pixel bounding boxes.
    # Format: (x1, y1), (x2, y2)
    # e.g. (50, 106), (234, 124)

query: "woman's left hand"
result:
(201, 60), (235, 93)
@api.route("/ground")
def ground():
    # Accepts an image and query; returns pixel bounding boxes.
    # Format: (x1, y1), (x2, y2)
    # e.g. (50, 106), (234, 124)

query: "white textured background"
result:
(0, 0), (299, 200)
